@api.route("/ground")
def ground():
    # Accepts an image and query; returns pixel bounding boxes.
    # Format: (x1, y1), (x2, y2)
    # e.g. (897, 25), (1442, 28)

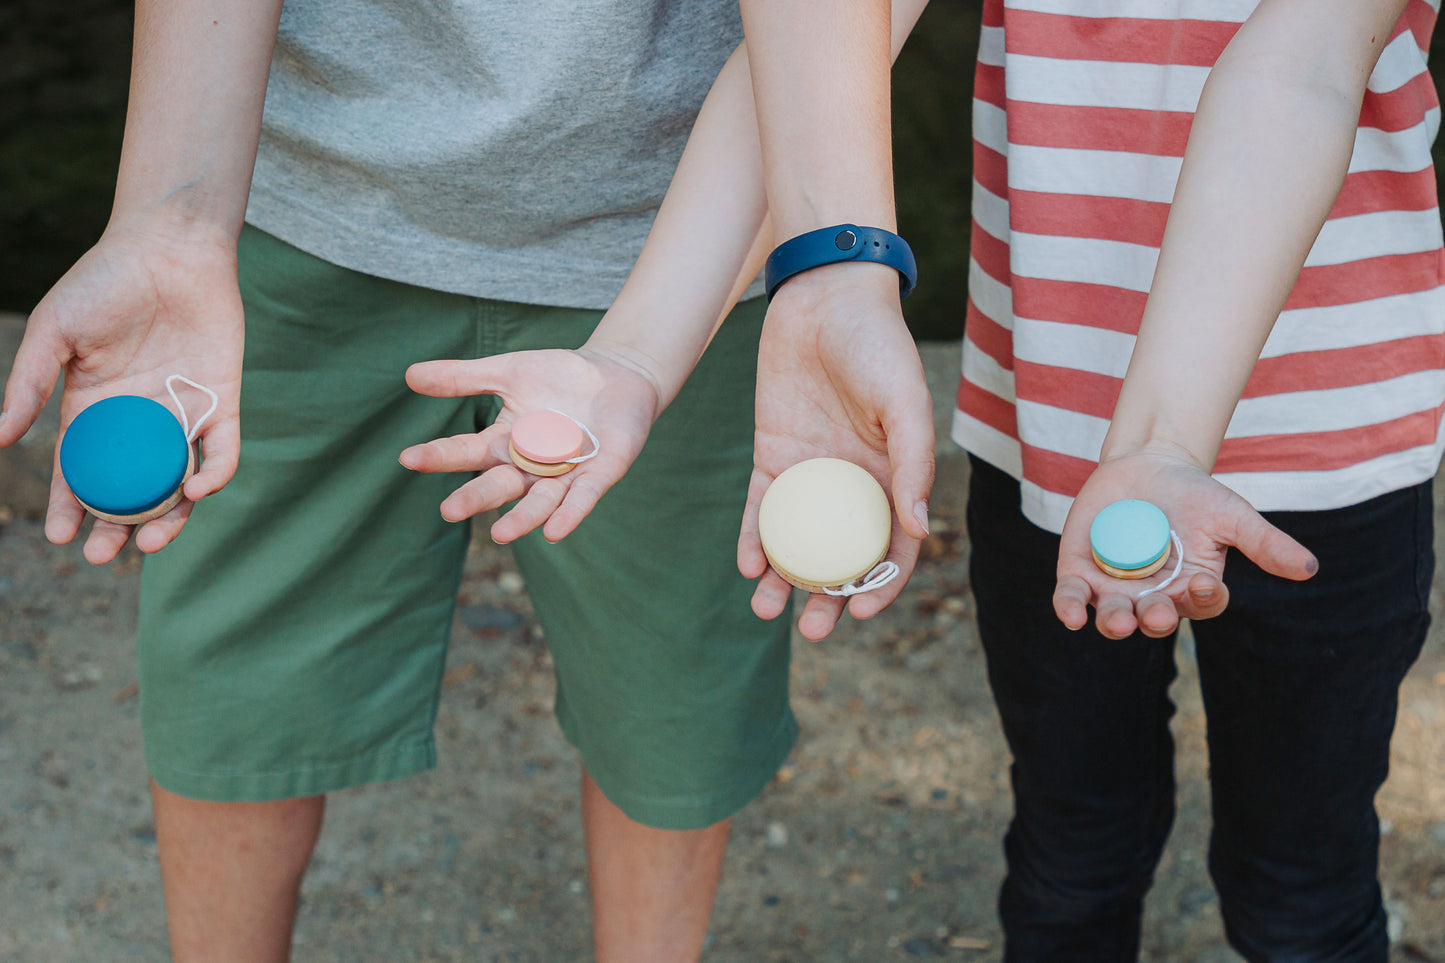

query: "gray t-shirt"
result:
(246, 0), (751, 309)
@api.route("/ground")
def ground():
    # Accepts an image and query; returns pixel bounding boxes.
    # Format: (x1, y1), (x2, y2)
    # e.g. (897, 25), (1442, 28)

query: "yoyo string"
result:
(541, 408), (601, 465)
(824, 560), (900, 597)
(1136, 530), (1185, 599)
(165, 374), (219, 443)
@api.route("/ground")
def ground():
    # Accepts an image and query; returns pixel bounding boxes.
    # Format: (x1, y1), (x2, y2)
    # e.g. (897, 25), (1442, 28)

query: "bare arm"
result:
(735, 0), (934, 640)
(1054, 0), (1412, 637)
(0, 0), (282, 564)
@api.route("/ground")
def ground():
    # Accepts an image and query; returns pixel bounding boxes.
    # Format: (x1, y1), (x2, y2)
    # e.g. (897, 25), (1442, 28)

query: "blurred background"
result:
(2, 0), (980, 337)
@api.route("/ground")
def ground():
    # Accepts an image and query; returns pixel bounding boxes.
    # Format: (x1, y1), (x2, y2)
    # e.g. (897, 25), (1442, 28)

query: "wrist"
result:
(765, 224), (916, 301)
(1097, 433), (1212, 474)
(102, 201), (240, 257)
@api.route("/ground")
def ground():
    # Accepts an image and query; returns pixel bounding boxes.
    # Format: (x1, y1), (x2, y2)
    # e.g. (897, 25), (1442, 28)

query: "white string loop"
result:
(823, 560), (901, 597)
(1136, 530), (1185, 599)
(165, 374), (219, 443)
(542, 408), (601, 465)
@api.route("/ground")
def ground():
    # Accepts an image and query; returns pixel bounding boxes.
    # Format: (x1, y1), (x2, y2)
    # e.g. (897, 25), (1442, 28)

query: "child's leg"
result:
(1192, 483), (1432, 962)
(967, 455), (1179, 962)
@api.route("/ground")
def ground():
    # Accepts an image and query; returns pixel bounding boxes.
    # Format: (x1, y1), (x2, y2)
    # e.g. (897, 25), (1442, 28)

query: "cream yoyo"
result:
(1089, 499), (1172, 579)
(757, 457), (898, 595)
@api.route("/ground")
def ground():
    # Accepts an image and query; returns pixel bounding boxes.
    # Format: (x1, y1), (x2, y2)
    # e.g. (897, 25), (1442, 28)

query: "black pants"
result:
(966, 456), (1433, 962)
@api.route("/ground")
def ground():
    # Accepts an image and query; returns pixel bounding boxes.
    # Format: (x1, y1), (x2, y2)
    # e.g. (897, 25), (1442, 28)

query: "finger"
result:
(184, 416), (240, 501)
(44, 448), (86, 545)
(1226, 507), (1318, 582)
(1134, 591), (1179, 638)
(492, 477), (568, 544)
(134, 500), (195, 554)
(0, 323), (65, 447)
(750, 569), (794, 621)
(541, 467), (619, 542)
(1052, 573), (1093, 631)
(401, 425), (507, 474)
(883, 386), (936, 541)
(1176, 571), (1230, 621)
(844, 531), (922, 621)
(82, 518), (134, 566)
(406, 357), (508, 399)
(737, 468), (773, 579)
(797, 592), (849, 642)
(440, 465), (529, 523)
(1094, 590), (1139, 640)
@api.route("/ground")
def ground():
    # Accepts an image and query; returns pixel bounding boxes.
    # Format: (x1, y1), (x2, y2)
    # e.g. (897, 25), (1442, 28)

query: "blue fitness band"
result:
(764, 224), (918, 301)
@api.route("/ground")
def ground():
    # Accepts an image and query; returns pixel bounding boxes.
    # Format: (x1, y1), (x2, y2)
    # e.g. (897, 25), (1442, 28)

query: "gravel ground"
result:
(1, 319), (1442, 961)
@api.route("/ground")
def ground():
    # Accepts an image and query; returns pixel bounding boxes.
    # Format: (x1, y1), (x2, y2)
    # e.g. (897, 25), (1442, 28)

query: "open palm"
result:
(0, 230), (244, 564)
(739, 265), (934, 641)
(1054, 448), (1318, 639)
(400, 344), (662, 544)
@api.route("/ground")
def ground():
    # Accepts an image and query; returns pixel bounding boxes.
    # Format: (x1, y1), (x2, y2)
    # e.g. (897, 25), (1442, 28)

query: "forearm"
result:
(1102, 0), (1410, 468)
(740, 0), (904, 237)
(110, 0), (284, 243)
(584, 46), (769, 411)
(588, 0), (926, 411)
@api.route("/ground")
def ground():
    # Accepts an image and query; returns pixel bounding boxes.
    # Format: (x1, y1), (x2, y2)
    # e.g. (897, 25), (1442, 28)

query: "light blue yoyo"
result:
(59, 395), (193, 524)
(1089, 499), (1171, 579)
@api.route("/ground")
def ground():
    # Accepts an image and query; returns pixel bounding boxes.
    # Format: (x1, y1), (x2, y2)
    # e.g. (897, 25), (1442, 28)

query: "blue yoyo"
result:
(59, 395), (194, 524)
(1089, 499), (1171, 579)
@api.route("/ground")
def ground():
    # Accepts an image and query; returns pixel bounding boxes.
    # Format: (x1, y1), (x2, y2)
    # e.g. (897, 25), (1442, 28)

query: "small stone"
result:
(420, 909), (436, 923)
(766, 822), (788, 848)
(903, 936), (940, 956)
(568, 879), (585, 895)
(1179, 885), (1217, 917)
(496, 906), (517, 923)
(460, 604), (524, 631)
(497, 572), (525, 594)
(1380, 818), (1394, 837)
(1426, 872), (1445, 899)
(948, 935), (990, 950)
(885, 887), (902, 905)
(1385, 900), (1405, 943)
(762, 894), (780, 907)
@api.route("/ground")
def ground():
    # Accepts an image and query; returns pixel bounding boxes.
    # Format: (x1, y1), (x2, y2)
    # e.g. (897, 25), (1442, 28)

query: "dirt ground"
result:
(1, 316), (1443, 962)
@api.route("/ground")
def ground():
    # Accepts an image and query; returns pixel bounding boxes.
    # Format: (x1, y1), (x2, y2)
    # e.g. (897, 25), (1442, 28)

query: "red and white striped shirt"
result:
(953, 0), (1445, 533)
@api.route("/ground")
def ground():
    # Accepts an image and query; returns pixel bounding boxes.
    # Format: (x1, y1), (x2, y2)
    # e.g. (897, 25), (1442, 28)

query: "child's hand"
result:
(400, 344), (662, 543)
(739, 263), (935, 641)
(1053, 446), (1319, 639)
(0, 227), (244, 565)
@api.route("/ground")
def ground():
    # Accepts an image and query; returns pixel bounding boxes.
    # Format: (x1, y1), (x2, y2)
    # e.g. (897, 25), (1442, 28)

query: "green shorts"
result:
(135, 226), (796, 830)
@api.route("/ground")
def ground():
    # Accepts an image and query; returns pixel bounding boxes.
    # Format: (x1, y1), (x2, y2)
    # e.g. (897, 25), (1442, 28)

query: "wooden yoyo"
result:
(757, 458), (897, 595)
(507, 409), (589, 477)
(1089, 499), (1172, 579)
(59, 395), (195, 525)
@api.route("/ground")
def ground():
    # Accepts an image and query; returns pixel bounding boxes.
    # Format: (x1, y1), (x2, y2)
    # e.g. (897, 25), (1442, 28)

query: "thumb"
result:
(405, 356), (508, 399)
(1226, 502), (1318, 582)
(883, 388), (936, 540)
(0, 325), (66, 448)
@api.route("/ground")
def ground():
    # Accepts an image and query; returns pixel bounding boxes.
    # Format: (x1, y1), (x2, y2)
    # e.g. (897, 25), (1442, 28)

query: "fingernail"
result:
(913, 500), (929, 536)
(1191, 587), (1214, 601)
(1305, 557), (1319, 576)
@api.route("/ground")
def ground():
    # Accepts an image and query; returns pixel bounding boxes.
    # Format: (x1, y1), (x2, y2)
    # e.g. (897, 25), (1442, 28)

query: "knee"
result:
(1211, 849), (1388, 962)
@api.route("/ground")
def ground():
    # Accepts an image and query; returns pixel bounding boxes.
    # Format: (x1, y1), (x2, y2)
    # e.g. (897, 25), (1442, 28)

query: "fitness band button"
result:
(834, 230), (858, 251)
